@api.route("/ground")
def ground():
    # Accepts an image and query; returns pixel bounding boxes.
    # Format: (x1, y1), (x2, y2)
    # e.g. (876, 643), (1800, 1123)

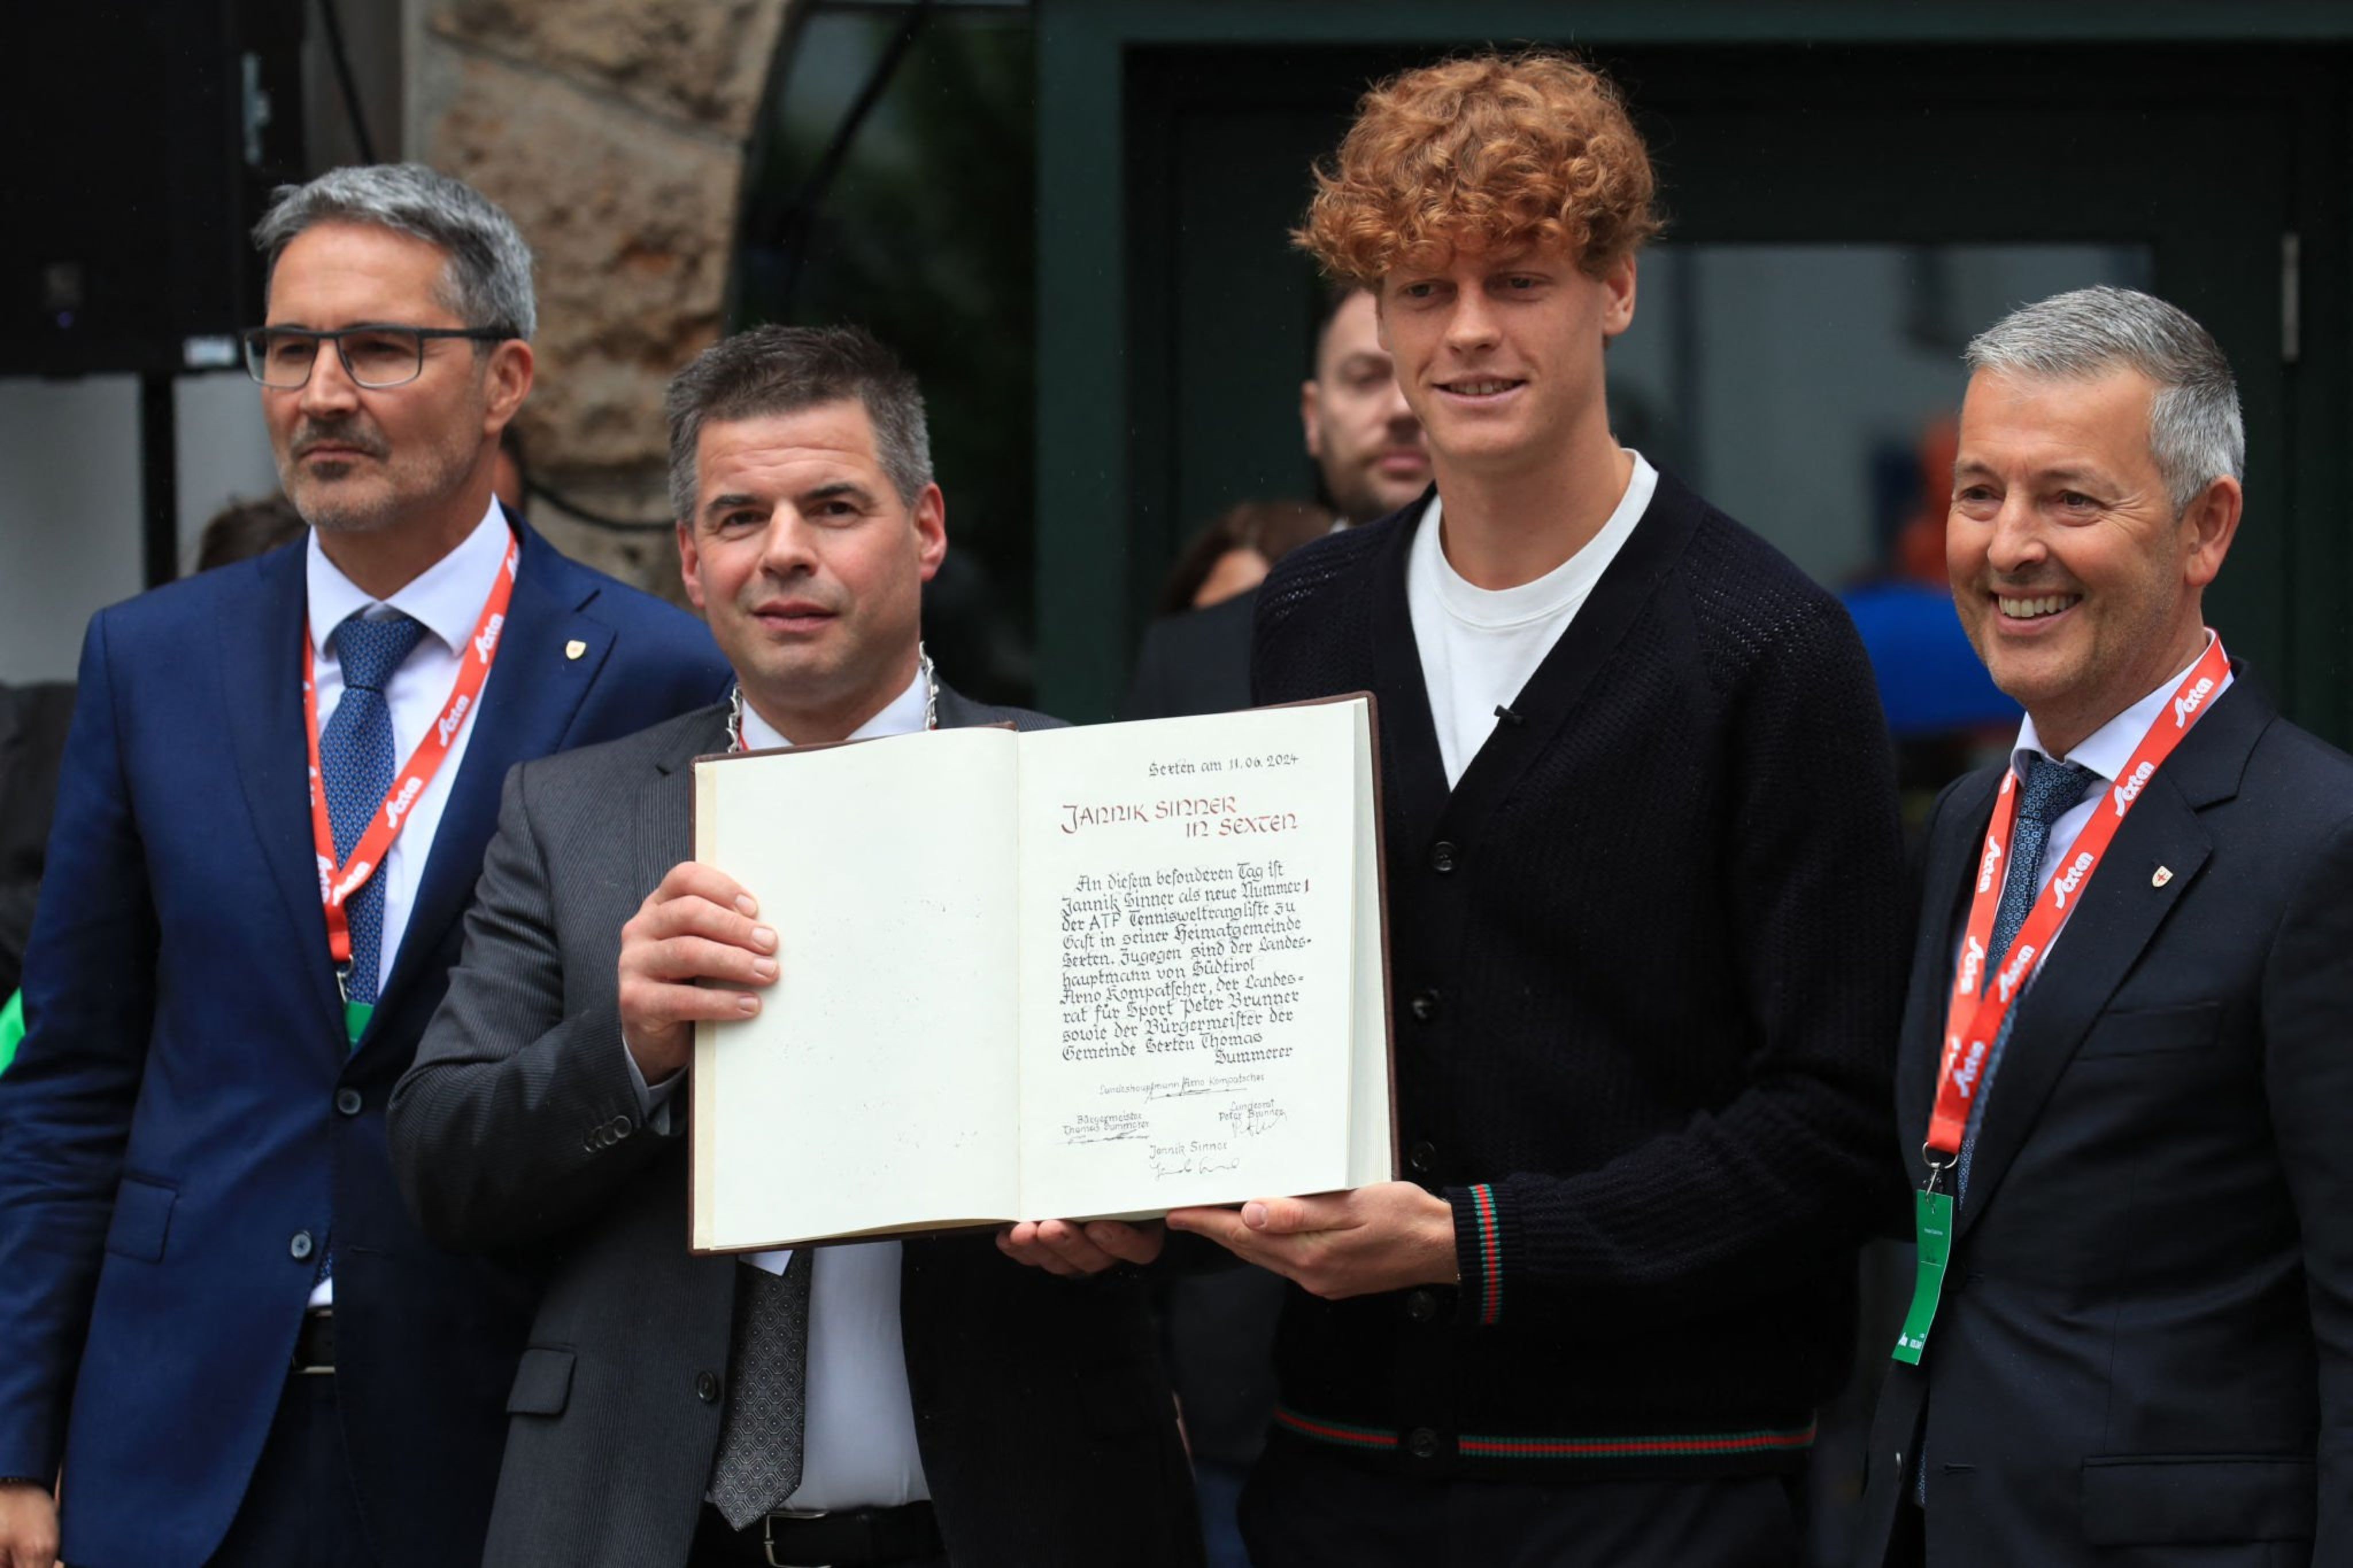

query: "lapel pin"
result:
(565, 639), (587, 661)
(2151, 866), (2173, 887)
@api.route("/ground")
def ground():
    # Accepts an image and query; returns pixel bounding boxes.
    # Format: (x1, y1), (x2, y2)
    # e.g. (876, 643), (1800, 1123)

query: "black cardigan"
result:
(1251, 470), (1912, 1481)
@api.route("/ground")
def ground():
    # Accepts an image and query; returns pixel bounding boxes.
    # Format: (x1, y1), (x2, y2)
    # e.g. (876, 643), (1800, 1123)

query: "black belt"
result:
(292, 1308), (335, 1375)
(693, 1500), (942, 1567)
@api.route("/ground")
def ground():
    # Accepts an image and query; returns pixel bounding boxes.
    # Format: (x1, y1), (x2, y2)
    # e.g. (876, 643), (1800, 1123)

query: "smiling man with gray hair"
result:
(1857, 285), (2353, 1567)
(0, 163), (724, 1568)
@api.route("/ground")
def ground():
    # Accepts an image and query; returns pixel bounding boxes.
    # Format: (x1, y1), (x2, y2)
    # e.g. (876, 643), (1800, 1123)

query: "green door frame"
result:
(1035, 2), (2353, 743)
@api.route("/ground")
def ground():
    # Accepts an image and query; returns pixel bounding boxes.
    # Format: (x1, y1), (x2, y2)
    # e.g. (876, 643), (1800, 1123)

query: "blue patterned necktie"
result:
(1955, 751), (2096, 1200)
(319, 611), (425, 1009)
(708, 1252), (816, 1528)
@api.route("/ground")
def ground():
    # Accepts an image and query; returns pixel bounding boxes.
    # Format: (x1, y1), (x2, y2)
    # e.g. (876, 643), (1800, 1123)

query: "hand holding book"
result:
(1164, 1183), (1458, 1299)
(616, 861), (776, 1083)
(995, 1216), (1166, 1276)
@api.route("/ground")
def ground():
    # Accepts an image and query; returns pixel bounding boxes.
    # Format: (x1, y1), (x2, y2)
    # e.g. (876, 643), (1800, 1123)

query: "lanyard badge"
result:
(1892, 634), (2228, 1365)
(303, 538), (519, 1042)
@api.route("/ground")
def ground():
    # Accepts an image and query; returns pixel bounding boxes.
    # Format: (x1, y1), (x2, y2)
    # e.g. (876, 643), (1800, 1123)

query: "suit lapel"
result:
(1948, 679), (2267, 1239)
(1900, 770), (2002, 1183)
(1367, 513), (1451, 858)
(377, 525), (617, 1015)
(217, 546), (345, 1035)
(642, 709), (726, 903)
(1435, 472), (1704, 838)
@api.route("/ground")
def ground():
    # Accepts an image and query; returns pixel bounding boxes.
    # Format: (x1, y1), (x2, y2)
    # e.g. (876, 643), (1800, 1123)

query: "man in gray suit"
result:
(388, 325), (1201, 1568)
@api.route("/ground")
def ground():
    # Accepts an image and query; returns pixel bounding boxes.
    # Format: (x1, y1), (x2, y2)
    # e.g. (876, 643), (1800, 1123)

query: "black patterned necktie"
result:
(319, 612), (425, 1009)
(708, 1250), (816, 1529)
(1955, 751), (2097, 1199)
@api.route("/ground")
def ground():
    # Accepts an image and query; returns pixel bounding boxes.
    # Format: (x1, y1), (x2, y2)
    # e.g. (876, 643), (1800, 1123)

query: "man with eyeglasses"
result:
(0, 163), (725, 1568)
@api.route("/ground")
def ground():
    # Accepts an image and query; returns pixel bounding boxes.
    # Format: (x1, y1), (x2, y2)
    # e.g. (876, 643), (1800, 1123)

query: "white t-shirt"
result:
(1406, 452), (1658, 787)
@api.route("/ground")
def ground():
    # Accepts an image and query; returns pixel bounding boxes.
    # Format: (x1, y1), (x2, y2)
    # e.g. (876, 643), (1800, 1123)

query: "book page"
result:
(1013, 701), (1378, 1218)
(1347, 698), (1396, 1185)
(691, 727), (1023, 1249)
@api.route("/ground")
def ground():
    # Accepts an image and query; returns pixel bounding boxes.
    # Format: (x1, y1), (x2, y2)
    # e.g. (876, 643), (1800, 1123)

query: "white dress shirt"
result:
(1407, 451), (1657, 787)
(632, 668), (934, 1511)
(304, 500), (507, 1306)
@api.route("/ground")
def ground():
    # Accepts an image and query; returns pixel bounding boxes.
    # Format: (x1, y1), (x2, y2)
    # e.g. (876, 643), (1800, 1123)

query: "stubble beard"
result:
(283, 423), (479, 537)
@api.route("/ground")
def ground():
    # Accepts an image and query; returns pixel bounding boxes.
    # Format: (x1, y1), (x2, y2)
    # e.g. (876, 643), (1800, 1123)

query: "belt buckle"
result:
(763, 1507), (829, 1568)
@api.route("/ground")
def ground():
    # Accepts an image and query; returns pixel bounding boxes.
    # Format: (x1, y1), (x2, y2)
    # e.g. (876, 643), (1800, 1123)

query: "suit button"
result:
(1407, 1427), (1439, 1459)
(1429, 841), (1458, 874)
(609, 1116), (634, 1141)
(289, 1230), (315, 1262)
(696, 1371), (721, 1403)
(1409, 990), (1441, 1024)
(334, 1088), (363, 1117)
(1405, 1289), (1438, 1323)
(1407, 1141), (1436, 1174)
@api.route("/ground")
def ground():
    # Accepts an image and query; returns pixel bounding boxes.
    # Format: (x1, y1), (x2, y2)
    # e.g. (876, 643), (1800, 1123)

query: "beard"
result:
(280, 415), (477, 535)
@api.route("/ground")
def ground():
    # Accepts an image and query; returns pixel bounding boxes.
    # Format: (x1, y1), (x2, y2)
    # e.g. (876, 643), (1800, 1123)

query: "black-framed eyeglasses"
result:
(241, 325), (515, 389)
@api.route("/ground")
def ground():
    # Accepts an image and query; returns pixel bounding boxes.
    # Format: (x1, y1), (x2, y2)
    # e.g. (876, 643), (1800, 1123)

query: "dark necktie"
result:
(319, 612), (425, 1009)
(708, 1250), (817, 1528)
(1955, 751), (2096, 1200)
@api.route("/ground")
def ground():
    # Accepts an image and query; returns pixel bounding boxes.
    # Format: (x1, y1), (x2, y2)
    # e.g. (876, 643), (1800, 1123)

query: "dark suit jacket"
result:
(0, 679), (76, 1001)
(0, 523), (728, 1567)
(1119, 591), (1256, 721)
(1857, 674), (2353, 1566)
(388, 688), (1203, 1568)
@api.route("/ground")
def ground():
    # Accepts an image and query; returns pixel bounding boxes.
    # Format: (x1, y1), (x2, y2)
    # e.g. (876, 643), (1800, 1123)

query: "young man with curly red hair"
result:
(1166, 53), (1911, 1565)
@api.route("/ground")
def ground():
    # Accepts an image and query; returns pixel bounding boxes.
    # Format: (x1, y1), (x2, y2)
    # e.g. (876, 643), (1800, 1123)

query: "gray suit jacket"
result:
(388, 687), (1202, 1568)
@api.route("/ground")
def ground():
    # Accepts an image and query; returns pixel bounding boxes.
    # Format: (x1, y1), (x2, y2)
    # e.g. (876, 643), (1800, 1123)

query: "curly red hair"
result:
(1294, 51), (1662, 285)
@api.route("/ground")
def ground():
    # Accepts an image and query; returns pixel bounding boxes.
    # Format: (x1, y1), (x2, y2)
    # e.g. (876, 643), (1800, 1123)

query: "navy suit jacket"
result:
(0, 520), (727, 1567)
(1857, 674), (2353, 1567)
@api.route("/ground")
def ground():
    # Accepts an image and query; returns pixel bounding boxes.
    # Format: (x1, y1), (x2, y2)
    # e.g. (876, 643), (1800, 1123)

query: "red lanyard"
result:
(1924, 634), (2231, 1169)
(302, 538), (518, 979)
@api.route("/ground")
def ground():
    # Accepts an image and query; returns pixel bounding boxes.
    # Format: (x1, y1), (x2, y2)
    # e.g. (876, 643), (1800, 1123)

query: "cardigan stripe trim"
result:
(1273, 1407), (1819, 1460)
(1469, 1183), (1502, 1324)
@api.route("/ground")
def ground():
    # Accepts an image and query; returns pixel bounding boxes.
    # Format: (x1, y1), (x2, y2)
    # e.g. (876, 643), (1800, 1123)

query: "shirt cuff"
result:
(1447, 1182), (1506, 1327)
(622, 1033), (684, 1136)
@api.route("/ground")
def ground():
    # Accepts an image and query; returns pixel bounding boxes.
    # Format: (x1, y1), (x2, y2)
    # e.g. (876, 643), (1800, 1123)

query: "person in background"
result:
(1121, 283), (1430, 722)
(1857, 287), (2353, 1568)
(194, 492), (308, 573)
(0, 161), (726, 1568)
(1159, 498), (1336, 615)
(1161, 52), (1910, 1566)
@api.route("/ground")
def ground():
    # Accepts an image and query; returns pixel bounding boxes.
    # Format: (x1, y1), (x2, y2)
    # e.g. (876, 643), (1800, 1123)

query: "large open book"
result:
(688, 696), (1392, 1252)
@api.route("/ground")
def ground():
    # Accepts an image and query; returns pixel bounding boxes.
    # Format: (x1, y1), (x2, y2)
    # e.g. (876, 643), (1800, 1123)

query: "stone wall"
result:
(412, 0), (796, 597)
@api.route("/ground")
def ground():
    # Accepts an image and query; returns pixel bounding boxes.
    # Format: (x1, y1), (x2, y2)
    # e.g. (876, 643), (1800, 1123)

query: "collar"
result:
(738, 665), (930, 752)
(306, 499), (511, 655)
(1419, 449), (1658, 627)
(2014, 629), (2228, 785)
